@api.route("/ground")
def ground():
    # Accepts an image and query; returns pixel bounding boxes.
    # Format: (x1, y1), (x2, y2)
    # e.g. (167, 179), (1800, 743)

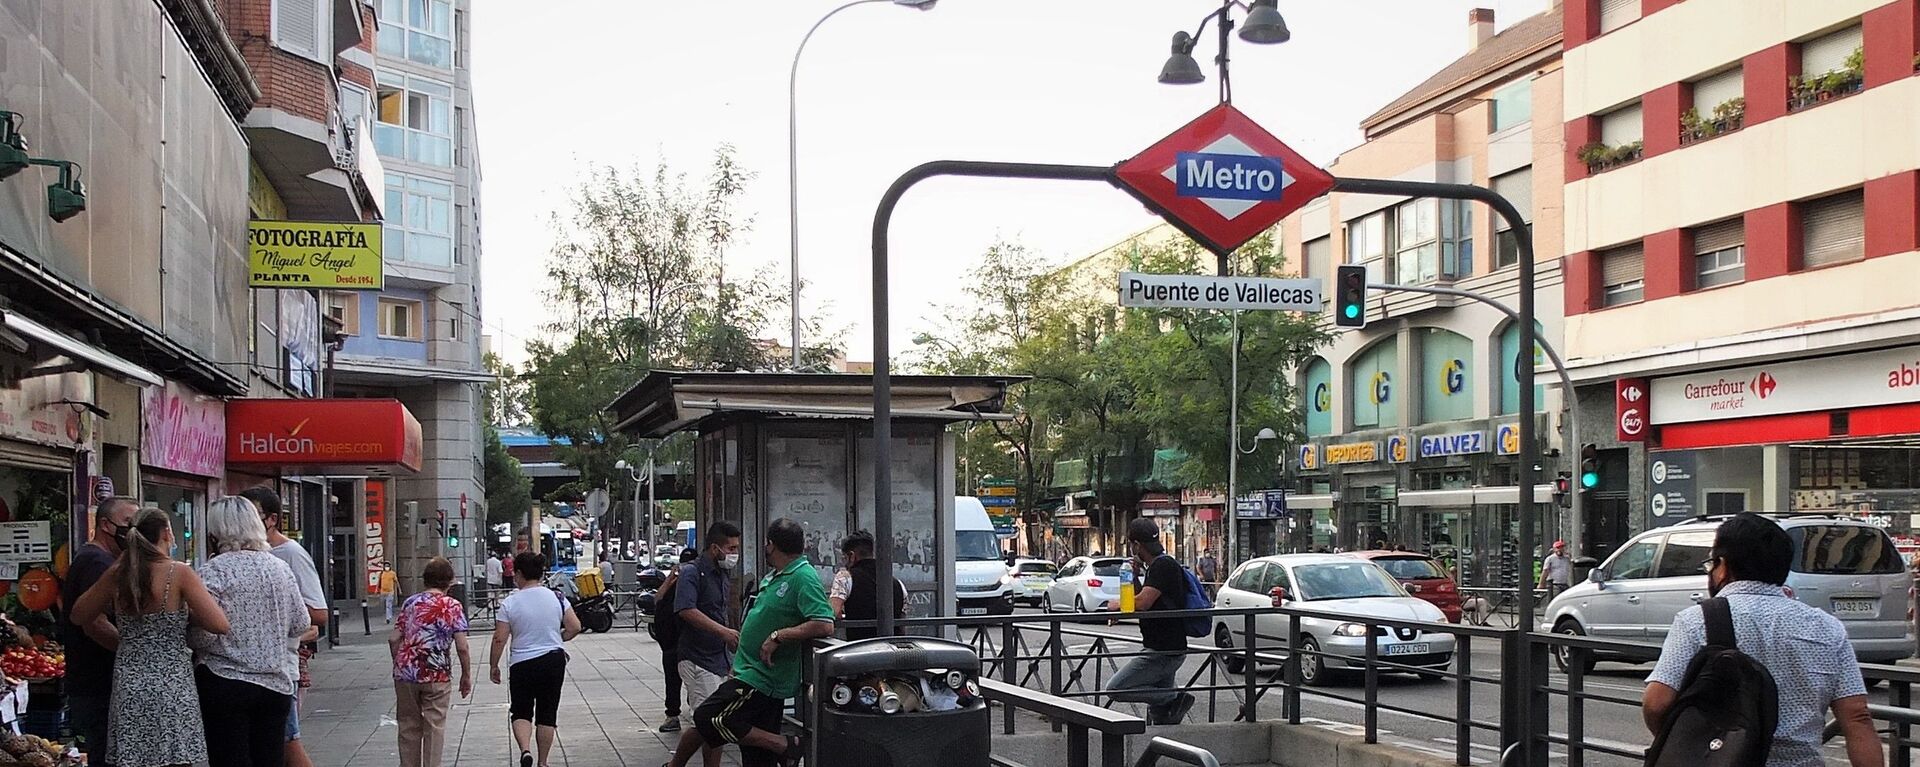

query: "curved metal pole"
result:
(871, 160), (1118, 636)
(791, 0), (889, 369)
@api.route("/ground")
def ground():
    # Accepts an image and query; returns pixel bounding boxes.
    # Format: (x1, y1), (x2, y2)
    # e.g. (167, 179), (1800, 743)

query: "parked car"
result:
(1543, 513), (1915, 674)
(1212, 554), (1454, 685)
(1045, 556), (1129, 613)
(1006, 559), (1058, 607)
(1346, 550), (1464, 623)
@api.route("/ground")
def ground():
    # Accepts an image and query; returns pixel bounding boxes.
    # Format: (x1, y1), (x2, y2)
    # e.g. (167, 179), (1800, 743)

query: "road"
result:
(976, 607), (1898, 766)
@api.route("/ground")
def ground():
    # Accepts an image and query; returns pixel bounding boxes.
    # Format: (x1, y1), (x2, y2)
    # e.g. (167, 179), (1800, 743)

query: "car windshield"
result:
(1788, 525), (1903, 575)
(955, 530), (1003, 562)
(1373, 557), (1447, 580)
(1016, 563), (1056, 575)
(1091, 559), (1127, 577)
(1292, 563), (1406, 601)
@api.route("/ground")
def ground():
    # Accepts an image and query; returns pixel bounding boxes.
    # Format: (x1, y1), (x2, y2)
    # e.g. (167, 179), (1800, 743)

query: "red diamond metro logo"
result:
(1113, 104), (1334, 258)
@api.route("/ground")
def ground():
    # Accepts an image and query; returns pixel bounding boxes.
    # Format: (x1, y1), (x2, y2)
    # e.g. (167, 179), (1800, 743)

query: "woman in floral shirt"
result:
(390, 557), (472, 767)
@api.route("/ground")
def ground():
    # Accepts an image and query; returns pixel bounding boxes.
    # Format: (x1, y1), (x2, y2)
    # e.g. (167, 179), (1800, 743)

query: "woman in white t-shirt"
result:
(489, 552), (582, 767)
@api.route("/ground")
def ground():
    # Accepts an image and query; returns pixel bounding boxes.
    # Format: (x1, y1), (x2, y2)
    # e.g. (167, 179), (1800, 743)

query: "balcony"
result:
(248, 106), (384, 222)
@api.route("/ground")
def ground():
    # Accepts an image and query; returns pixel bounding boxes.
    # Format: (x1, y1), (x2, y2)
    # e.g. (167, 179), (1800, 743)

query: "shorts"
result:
(508, 650), (568, 727)
(677, 660), (725, 732)
(285, 694), (301, 741)
(691, 678), (785, 766)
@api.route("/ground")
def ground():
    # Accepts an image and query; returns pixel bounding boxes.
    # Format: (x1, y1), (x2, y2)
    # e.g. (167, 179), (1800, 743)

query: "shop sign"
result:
(1297, 444), (1320, 471)
(1494, 423), (1521, 456)
(365, 480), (388, 593)
(1057, 515), (1092, 528)
(1235, 494), (1267, 517)
(1180, 489), (1225, 506)
(1324, 441), (1378, 465)
(0, 353), (87, 448)
(247, 221), (385, 289)
(1140, 493), (1180, 518)
(1265, 490), (1288, 518)
(1616, 377), (1650, 442)
(1648, 450), (1698, 524)
(91, 476), (114, 502)
(1386, 435), (1412, 464)
(226, 399), (423, 472)
(0, 522), (51, 564)
(1649, 345), (1920, 425)
(141, 381), (226, 477)
(1418, 431), (1486, 458)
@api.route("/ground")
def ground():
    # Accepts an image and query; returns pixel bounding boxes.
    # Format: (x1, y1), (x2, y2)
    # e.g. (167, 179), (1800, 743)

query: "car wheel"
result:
(1299, 636), (1329, 687)
(1075, 595), (1087, 613)
(1554, 619), (1595, 676)
(1041, 598), (1055, 614)
(1216, 625), (1247, 675)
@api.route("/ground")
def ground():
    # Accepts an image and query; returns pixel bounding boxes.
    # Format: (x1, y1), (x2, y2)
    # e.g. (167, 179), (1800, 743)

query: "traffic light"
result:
(1334, 264), (1367, 328)
(447, 523), (461, 548)
(1579, 444), (1600, 491)
(1552, 472), (1573, 509)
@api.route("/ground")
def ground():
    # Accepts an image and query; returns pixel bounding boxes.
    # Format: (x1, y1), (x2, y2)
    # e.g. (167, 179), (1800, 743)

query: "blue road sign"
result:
(978, 495), (1017, 508)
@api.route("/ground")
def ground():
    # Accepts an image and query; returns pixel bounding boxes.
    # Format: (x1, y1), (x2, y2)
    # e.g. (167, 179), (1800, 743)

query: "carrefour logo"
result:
(1370, 371), (1392, 405)
(1440, 359), (1465, 395)
(1313, 382), (1331, 413)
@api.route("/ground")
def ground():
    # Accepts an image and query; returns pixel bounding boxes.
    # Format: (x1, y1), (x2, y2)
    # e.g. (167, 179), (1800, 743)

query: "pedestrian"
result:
(72, 506), (229, 767)
(490, 551), (583, 767)
(240, 486), (330, 767)
(665, 518), (833, 767)
(485, 551), (505, 604)
(390, 557), (472, 767)
(1196, 550), (1219, 597)
(382, 566), (401, 623)
(190, 496), (315, 767)
(1102, 518), (1196, 726)
(1538, 540), (1571, 598)
(650, 547), (700, 734)
(665, 523), (743, 766)
(1642, 513), (1883, 767)
(830, 530), (908, 641)
(61, 496), (137, 767)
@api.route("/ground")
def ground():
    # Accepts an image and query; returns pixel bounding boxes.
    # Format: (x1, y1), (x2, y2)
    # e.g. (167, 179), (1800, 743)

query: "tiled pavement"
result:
(301, 624), (735, 767)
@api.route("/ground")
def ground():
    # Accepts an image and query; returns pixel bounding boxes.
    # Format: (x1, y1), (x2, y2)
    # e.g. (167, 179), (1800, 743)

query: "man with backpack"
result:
(1642, 513), (1882, 767)
(650, 549), (699, 733)
(1103, 518), (1201, 725)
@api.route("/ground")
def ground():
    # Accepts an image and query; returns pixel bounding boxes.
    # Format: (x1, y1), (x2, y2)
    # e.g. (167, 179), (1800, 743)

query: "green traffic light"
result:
(1580, 471), (1599, 488)
(1343, 304), (1360, 319)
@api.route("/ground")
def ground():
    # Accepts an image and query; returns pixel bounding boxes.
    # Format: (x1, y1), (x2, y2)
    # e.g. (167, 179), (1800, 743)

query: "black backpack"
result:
(649, 576), (682, 647)
(1644, 597), (1778, 767)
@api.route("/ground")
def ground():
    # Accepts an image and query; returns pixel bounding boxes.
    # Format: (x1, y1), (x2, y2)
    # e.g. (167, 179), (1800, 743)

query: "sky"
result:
(472, 0), (1553, 365)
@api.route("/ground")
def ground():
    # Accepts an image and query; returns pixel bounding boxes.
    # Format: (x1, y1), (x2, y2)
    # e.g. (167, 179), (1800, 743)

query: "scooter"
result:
(546, 571), (617, 633)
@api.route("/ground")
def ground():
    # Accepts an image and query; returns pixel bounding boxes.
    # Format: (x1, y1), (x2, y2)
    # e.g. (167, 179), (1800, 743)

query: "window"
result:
(1607, 539), (1660, 581)
(1801, 25), (1864, 81)
(1690, 67), (1743, 118)
(1801, 189), (1865, 269)
(1655, 532), (1714, 578)
(1228, 563), (1268, 593)
(1260, 564), (1292, 595)
(1392, 199), (1440, 284)
(1598, 0), (1639, 34)
(1599, 243), (1645, 306)
(324, 292), (360, 336)
(377, 298), (424, 340)
(384, 173), (455, 266)
(374, 74), (454, 166)
(1419, 329), (1473, 424)
(1302, 236), (1330, 281)
(1704, 491), (1747, 515)
(1498, 321), (1546, 416)
(1488, 79), (1533, 133)
(378, 0), (454, 68)
(339, 81), (372, 134)
(1492, 168), (1532, 269)
(1599, 103), (1643, 146)
(1443, 199), (1473, 278)
(1691, 218), (1745, 289)
(1303, 357), (1332, 437)
(447, 302), (464, 340)
(272, 0), (330, 62)
(1349, 338), (1398, 429)
(1345, 211), (1387, 282)
(1788, 526), (1902, 575)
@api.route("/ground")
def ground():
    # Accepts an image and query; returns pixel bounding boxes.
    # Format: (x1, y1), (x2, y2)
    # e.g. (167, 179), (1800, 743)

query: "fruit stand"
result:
(0, 470), (76, 757)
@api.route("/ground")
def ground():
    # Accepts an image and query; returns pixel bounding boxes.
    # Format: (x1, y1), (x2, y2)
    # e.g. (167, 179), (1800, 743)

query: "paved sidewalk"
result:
(302, 625), (733, 767)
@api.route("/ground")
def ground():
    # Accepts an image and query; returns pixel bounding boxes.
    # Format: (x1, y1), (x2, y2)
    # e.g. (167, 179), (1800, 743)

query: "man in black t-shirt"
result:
(62, 496), (137, 767)
(1102, 518), (1195, 725)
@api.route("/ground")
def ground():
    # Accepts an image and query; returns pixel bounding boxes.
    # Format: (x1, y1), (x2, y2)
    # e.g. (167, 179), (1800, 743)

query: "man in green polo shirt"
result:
(665, 518), (834, 767)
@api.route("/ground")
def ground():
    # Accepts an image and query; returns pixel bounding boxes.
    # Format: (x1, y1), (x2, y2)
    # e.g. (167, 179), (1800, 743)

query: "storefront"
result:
(1233, 490), (1287, 560)
(1176, 489), (1220, 562)
(140, 380), (225, 562)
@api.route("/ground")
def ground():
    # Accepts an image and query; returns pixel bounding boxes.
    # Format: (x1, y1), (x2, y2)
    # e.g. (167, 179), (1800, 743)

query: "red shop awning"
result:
(226, 398), (422, 474)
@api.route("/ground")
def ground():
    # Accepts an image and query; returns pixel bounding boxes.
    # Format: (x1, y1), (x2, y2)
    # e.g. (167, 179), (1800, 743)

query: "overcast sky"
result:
(472, 0), (1552, 364)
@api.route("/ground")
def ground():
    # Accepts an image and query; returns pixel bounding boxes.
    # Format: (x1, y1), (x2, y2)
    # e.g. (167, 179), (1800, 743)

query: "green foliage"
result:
(482, 425), (533, 526)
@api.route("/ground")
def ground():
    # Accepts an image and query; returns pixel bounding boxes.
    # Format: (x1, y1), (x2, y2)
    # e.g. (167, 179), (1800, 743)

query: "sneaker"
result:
(520, 751), (533, 767)
(1157, 693), (1196, 725)
(658, 719), (681, 733)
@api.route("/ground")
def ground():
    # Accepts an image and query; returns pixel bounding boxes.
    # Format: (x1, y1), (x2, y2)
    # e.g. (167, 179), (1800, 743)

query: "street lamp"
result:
(789, 0), (938, 368)
(614, 457), (653, 566)
(1237, 427), (1277, 454)
(1156, 0), (1291, 101)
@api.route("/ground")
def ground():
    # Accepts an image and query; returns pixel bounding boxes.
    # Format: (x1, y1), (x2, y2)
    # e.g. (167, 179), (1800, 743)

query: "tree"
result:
(482, 425), (533, 526)
(483, 352), (529, 427)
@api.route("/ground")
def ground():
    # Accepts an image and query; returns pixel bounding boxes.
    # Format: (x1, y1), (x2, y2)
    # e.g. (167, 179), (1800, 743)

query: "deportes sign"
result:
(1650, 345), (1920, 424)
(1616, 377), (1650, 442)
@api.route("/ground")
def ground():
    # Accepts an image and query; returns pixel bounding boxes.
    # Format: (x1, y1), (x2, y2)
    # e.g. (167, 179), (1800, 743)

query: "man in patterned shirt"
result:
(1643, 513), (1882, 767)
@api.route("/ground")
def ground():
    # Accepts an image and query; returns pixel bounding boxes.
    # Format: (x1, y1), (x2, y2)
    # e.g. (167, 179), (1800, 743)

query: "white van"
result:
(954, 496), (1015, 615)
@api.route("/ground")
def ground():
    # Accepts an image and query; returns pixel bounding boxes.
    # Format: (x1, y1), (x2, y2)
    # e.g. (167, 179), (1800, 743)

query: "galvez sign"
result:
(1650, 345), (1920, 425)
(226, 399), (422, 472)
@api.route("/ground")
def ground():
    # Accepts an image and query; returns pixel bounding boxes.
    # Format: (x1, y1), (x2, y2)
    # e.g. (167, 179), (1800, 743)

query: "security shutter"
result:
(1600, 104), (1643, 145)
(1801, 190), (1865, 268)
(1690, 68), (1744, 113)
(1492, 168), (1533, 228)
(273, 0), (327, 62)
(1800, 26), (1863, 77)
(1599, 0), (1640, 33)
(1303, 237), (1330, 280)
(1692, 219), (1743, 254)
(0, 441), (73, 473)
(1601, 244), (1645, 287)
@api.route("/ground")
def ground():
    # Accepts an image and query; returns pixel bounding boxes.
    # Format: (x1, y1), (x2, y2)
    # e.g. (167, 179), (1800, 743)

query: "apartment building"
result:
(1559, 0), (1920, 546)
(1275, 6), (1572, 584)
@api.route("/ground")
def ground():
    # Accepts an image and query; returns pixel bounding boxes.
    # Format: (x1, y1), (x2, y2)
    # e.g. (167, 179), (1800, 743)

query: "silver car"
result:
(1543, 514), (1914, 673)
(1212, 553), (1456, 685)
(1045, 557), (1128, 612)
(1006, 559), (1058, 606)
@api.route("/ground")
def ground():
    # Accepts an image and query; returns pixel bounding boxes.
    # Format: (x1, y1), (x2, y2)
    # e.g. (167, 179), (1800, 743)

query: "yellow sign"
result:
(1324, 441), (1379, 465)
(248, 221), (384, 289)
(978, 486), (1019, 497)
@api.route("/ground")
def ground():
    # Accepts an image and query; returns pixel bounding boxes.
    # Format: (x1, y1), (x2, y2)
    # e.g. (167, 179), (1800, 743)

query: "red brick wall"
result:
(214, 0), (337, 124)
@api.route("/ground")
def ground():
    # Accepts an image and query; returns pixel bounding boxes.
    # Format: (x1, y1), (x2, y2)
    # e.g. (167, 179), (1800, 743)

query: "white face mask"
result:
(720, 553), (740, 571)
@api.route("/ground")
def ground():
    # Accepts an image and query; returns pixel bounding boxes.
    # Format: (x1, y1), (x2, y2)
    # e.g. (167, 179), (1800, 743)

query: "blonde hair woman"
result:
(187, 496), (313, 767)
(72, 507), (228, 767)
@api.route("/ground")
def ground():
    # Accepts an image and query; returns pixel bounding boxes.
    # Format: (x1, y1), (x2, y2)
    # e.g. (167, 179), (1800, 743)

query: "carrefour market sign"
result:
(1650, 345), (1920, 424)
(248, 221), (384, 289)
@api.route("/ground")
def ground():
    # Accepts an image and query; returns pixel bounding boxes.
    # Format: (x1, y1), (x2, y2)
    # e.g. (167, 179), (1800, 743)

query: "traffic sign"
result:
(978, 495), (1017, 508)
(977, 485), (1019, 497)
(1114, 103), (1335, 258)
(1117, 272), (1321, 312)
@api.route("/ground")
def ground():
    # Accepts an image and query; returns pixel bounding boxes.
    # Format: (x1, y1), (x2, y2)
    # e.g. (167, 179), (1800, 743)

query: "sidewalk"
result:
(303, 624), (721, 767)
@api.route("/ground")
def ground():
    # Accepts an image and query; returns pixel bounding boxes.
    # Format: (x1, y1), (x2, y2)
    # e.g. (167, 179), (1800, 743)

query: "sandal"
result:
(779, 734), (805, 766)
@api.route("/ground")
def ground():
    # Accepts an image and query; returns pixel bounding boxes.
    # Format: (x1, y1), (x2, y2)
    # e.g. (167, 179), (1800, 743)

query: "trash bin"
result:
(813, 636), (988, 766)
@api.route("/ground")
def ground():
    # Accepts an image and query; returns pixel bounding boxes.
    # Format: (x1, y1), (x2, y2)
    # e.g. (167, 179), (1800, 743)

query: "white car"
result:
(1044, 556), (1129, 612)
(1005, 559), (1058, 606)
(1212, 553), (1455, 685)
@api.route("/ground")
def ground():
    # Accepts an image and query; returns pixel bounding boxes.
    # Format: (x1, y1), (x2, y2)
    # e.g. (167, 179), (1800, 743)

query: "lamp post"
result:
(789, 0), (937, 368)
(614, 457), (653, 567)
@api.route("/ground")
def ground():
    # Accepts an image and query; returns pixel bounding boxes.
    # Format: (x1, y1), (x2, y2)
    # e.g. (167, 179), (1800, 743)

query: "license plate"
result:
(1025, 580), (1050, 588)
(961, 607), (987, 615)
(1384, 642), (1431, 656)
(1834, 599), (1879, 616)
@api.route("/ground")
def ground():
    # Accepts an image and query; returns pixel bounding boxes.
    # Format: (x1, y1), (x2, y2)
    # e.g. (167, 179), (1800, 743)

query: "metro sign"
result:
(1114, 103), (1335, 257)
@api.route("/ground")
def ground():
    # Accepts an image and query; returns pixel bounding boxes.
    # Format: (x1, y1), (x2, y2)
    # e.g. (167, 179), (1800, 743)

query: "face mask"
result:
(720, 553), (740, 570)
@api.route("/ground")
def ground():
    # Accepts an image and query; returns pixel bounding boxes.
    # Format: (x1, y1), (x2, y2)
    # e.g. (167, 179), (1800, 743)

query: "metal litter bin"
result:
(813, 636), (988, 766)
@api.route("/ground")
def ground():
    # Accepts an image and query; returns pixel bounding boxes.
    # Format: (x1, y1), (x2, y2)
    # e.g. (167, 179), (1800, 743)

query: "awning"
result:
(1473, 484), (1557, 505)
(1396, 489), (1477, 508)
(226, 398), (422, 474)
(2, 310), (163, 388)
(605, 370), (1026, 438)
(1288, 493), (1335, 509)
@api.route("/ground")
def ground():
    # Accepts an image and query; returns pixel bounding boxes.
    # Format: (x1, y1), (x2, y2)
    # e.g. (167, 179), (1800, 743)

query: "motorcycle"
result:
(547, 571), (617, 634)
